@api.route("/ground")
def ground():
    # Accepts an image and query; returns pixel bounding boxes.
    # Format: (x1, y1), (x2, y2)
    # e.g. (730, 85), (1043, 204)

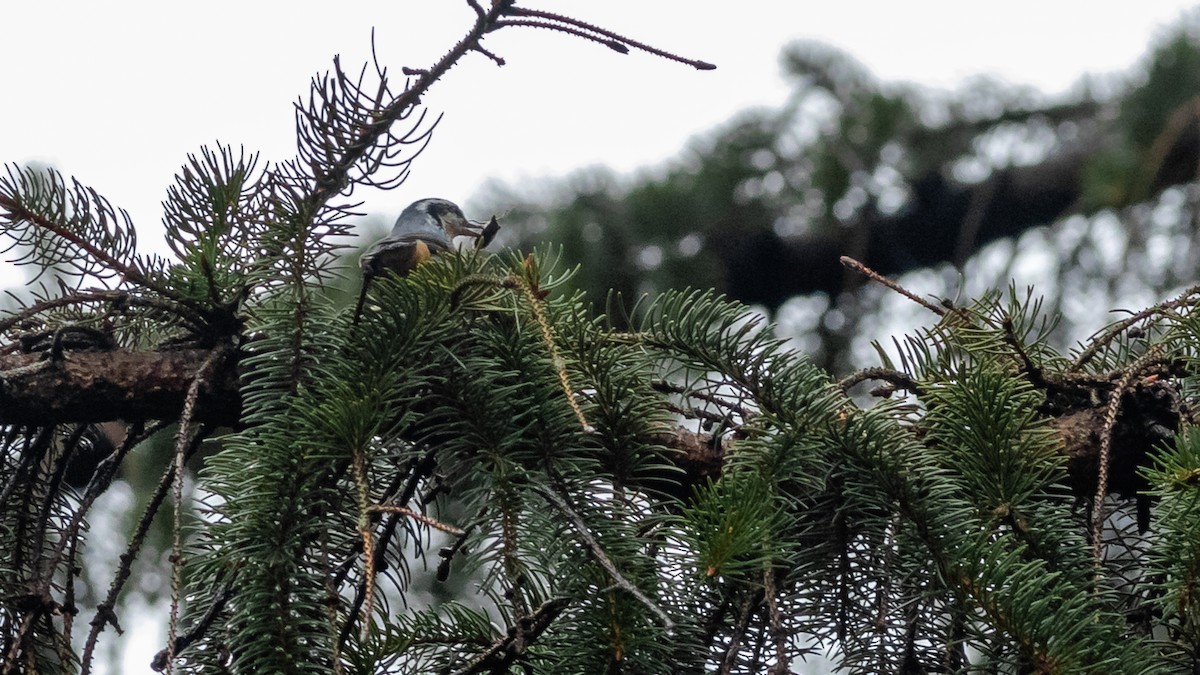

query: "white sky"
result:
(3, 1), (1197, 262)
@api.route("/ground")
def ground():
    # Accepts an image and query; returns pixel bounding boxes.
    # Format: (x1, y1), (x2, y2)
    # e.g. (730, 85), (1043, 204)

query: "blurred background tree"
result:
(477, 14), (1200, 371)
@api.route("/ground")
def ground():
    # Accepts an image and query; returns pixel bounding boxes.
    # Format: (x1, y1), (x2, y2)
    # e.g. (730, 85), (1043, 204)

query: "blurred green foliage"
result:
(479, 14), (1200, 329)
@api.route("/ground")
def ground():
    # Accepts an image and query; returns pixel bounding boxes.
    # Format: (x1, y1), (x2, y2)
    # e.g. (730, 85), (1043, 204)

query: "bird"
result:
(360, 198), (483, 279)
(354, 198), (498, 323)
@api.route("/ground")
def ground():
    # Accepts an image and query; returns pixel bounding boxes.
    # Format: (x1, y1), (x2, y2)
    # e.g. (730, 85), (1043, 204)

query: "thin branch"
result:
(1090, 343), (1165, 571)
(719, 593), (758, 674)
(651, 379), (755, 420)
(493, 19), (632, 55)
(164, 345), (228, 673)
(1071, 284), (1200, 371)
(80, 427), (212, 675)
(762, 568), (789, 675)
(450, 597), (571, 675)
(295, 2), (510, 219)
(840, 256), (949, 316)
(1001, 317), (1049, 387)
(471, 43), (506, 67)
(0, 193), (200, 313)
(837, 367), (922, 395)
(529, 483), (675, 630)
(366, 504), (465, 536)
(150, 585), (233, 673)
(663, 400), (734, 427)
(506, 7), (716, 70)
(336, 446), (439, 652)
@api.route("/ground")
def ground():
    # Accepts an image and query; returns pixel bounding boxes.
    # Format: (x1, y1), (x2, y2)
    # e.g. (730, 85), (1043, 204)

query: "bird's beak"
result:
(442, 214), (484, 239)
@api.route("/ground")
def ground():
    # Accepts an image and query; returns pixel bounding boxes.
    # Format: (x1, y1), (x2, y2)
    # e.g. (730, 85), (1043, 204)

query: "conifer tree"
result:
(0, 5), (1197, 675)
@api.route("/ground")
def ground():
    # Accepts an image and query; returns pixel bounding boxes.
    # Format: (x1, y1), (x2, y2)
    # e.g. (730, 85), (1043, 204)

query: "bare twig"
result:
(1072, 284), (1200, 371)
(42, 422), (162, 594)
(512, 269), (589, 430)
(840, 256), (948, 317)
(367, 504), (465, 536)
(719, 593), (758, 674)
(1001, 317), (1050, 387)
(651, 379), (755, 420)
(505, 7), (716, 70)
(762, 568), (789, 675)
(150, 585), (233, 673)
(838, 367), (922, 395)
(163, 345), (228, 673)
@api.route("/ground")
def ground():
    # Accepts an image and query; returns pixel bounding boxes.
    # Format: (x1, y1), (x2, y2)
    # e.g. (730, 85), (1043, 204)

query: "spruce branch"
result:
(290, 2), (508, 218)
(448, 264), (590, 429)
(530, 483), (675, 630)
(336, 447), (440, 652)
(163, 345), (228, 673)
(450, 597), (571, 675)
(80, 428), (211, 675)
(1090, 343), (1166, 568)
(0, 166), (206, 318)
(287, 1), (715, 225)
(511, 264), (589, 431)
(0, 167), (137, 283)
(0, 4), (729, 671)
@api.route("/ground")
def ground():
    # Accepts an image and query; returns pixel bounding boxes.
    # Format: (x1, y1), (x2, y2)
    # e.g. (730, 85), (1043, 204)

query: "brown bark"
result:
(0, 346), (1175, 505)
(0, 348), (241, 427)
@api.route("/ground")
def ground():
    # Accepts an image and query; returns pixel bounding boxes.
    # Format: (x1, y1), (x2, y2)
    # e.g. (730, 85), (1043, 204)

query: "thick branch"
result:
(0, 346), (1173, 505)
(715, 111), (1200, 310)
(0, 349), (240, 427)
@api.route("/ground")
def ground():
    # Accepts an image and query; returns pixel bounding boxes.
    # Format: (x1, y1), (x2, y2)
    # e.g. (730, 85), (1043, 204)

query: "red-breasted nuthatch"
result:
(354, 198), (499, 322)
(360, 198), (487, 279)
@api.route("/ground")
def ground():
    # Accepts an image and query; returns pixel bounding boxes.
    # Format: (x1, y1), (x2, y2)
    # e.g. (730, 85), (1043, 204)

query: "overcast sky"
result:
(3, 1), (1197, 263)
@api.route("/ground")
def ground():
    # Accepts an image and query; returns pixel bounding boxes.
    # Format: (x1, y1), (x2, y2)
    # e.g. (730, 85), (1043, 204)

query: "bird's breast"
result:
(412, 239), (432, 265)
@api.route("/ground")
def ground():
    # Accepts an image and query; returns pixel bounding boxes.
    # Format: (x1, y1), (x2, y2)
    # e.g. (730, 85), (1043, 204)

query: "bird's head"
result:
(400, 198), (486, 240)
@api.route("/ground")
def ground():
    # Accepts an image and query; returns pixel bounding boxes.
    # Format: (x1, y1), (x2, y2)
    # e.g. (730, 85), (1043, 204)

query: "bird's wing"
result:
(361, 233), (453, 278)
